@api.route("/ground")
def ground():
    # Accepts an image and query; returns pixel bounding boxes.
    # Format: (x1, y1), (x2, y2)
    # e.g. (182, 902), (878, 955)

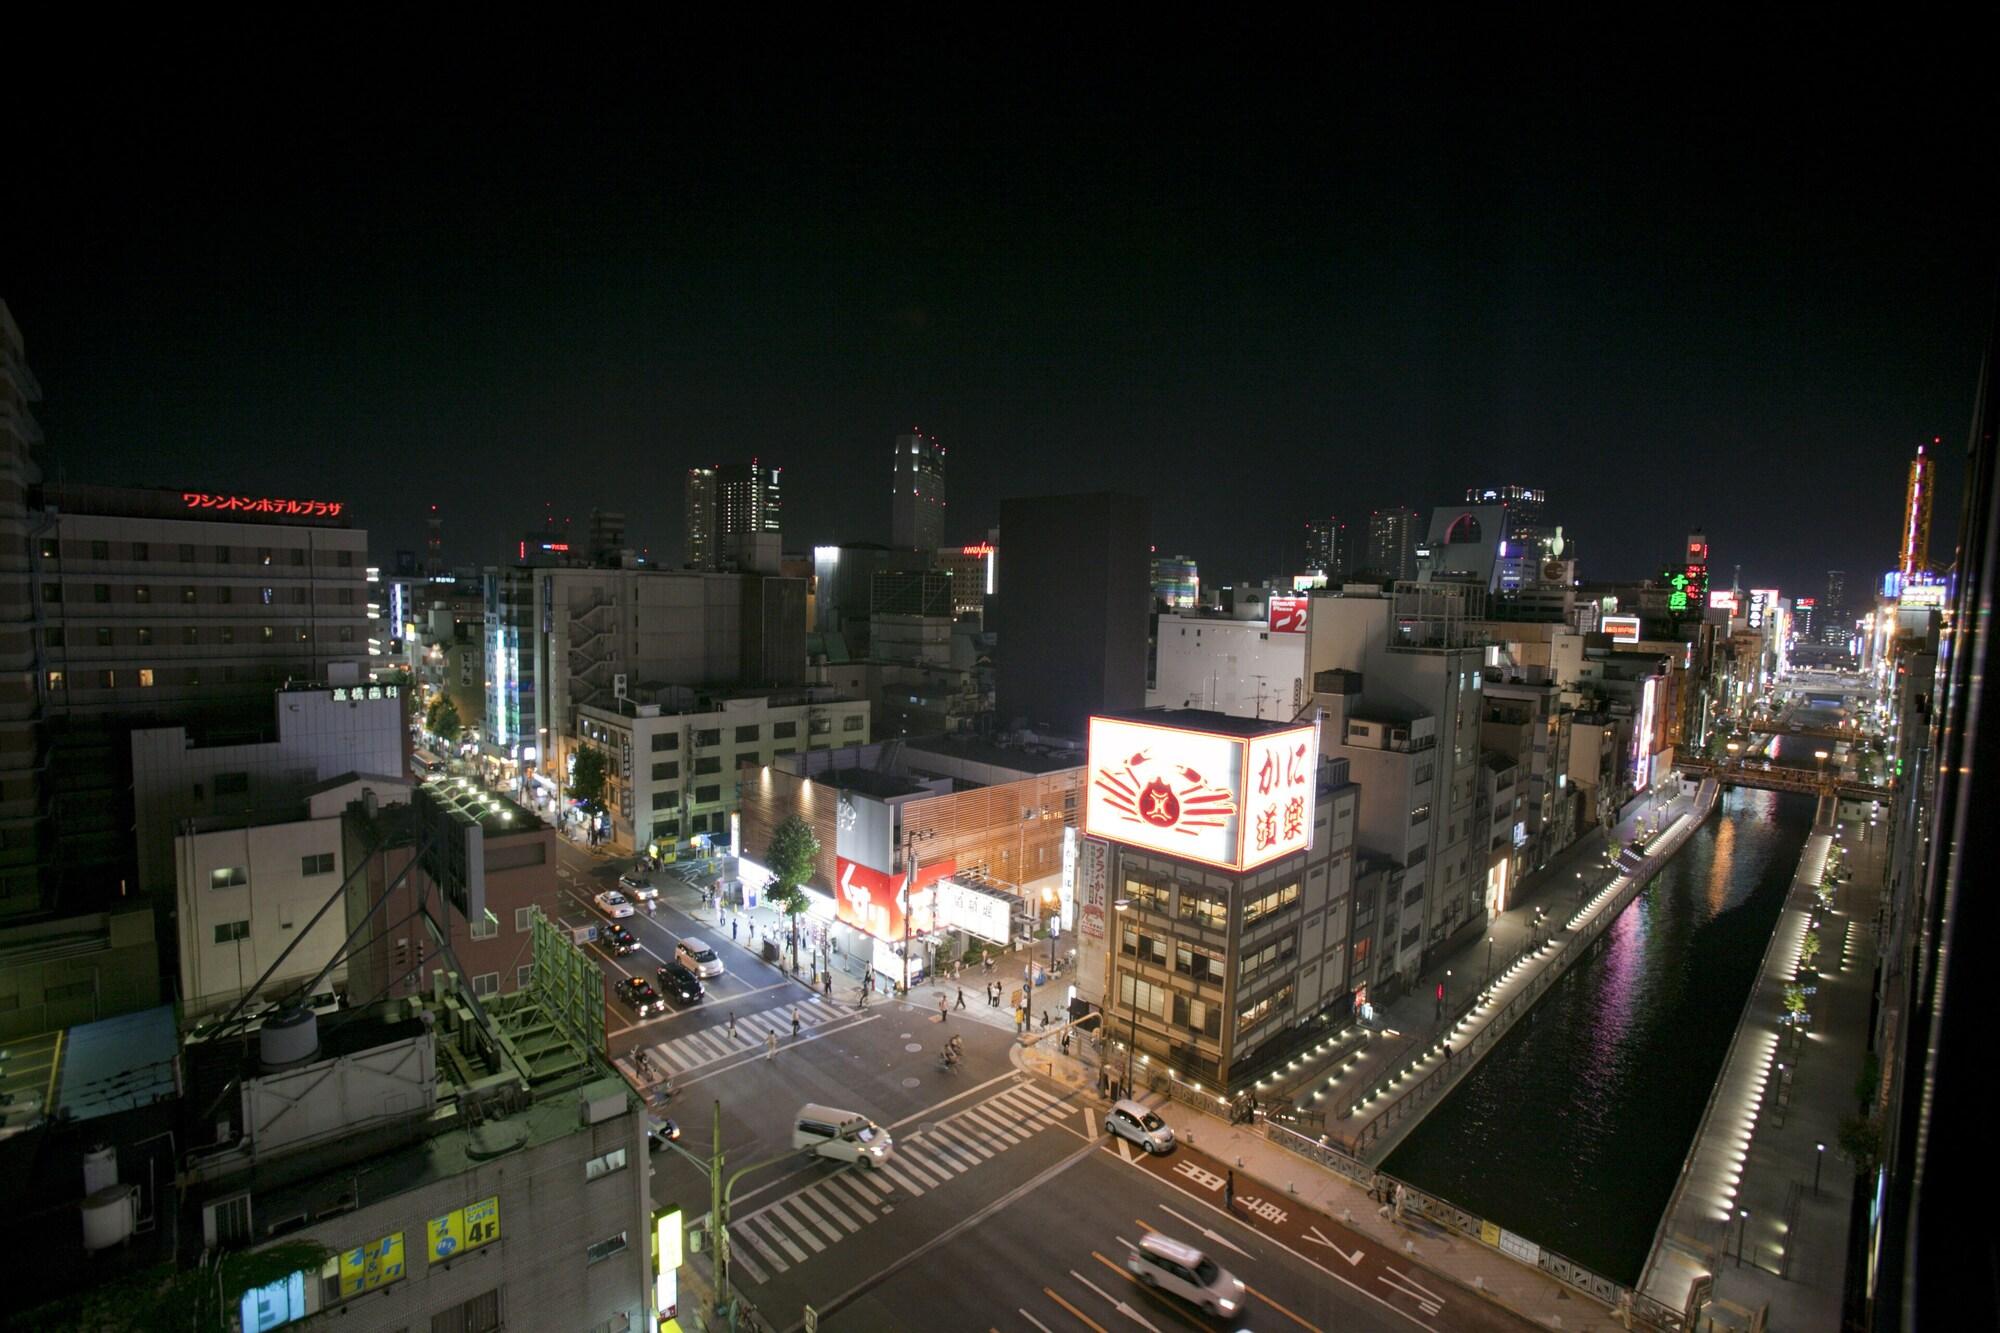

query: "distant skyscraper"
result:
(1365, 508), (1423, 580)
(1150, 552), (1199, 609)
(1465, 485), (1550, 546)
(1898, 439), (1937, 577)
(684, 467), (716, 570)
(891, 430), (947, 551)
(588, 508), (627, 567)
(425, 503), (443, 576)
(1823, 569), (1848, 646)
(1304, 517), (1352, 582)
(717, 459), (782, 572)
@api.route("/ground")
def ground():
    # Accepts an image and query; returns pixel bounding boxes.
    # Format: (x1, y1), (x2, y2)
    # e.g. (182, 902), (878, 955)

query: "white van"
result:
(792, 1104), (894, 1169)
(1127, 1233), (1246, 1317)
(677, 937), (725, 979)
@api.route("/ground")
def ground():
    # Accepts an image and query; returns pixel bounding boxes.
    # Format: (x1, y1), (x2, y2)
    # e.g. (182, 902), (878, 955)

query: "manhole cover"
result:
(904, 1042), (924, 1052)
(901, 1077), (921, 1088)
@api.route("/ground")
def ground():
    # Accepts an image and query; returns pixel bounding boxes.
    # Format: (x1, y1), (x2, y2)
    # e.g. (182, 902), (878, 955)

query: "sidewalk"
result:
(1639, 804), (1881, 1330)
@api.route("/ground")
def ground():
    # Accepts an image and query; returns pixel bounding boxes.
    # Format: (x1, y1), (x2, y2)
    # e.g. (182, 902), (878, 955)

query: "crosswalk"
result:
(724, 1079), (1081, 1285)
(612, 996), (858, 1082)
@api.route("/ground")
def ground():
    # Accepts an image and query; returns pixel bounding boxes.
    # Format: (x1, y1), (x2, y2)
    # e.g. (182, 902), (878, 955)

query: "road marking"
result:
(752, 1214), (808, 1264)
(1377, 1269), (1443, 1317)
(1070, 1270), (1159, 1332)
(784, 1194), (844, 1245)
(1245, 1284), (1322, 1332)
(1085, 1107), (1097, 1138)
(1115, 1137), (1134, 1163)
(1018, 1312), (1056, 1333)
(1157, 1204), (1253, 1258)
(1043, 1287), (1110, 1333)
(673, 1013), (882, 1090)
(1301, 1224), (1364, 1266)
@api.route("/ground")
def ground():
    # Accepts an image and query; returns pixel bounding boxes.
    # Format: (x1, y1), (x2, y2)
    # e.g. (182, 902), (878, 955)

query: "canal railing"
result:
(1258, 1117), (1690, 1331)
(1340, 780), (1721, 1163)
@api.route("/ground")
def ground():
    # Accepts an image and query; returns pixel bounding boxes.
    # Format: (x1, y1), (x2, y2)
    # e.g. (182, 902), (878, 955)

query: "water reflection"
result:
(1382, 787), (1814, 1284)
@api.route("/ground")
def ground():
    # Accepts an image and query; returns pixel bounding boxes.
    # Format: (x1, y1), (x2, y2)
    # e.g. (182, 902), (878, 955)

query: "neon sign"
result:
(183, 492), (341, 518)
(1086, 716), (1317, 872)
(960, 542), (996, 558)
(1602, 614), (1642, 643)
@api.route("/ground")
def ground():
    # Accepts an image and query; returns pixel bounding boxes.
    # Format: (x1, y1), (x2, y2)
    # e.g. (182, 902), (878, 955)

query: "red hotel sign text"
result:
(183, 492), (343, 518)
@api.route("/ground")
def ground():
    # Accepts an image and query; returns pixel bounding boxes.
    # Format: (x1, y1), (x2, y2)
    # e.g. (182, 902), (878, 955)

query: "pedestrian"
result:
(1225, 1169), (1236, 1211)
(955, 986), (966, 1011)
(791, 1007), (800, 1038)
(938, 994), (949, 1022)
(1060, 1028), (1071, 1055)
(823, 971), (833, 998)
(731, 916), (740, 942)
(765, 1031), (778, 1061)
(728, 1011), (737, 1039)
(1016, 1007), (1027, 1033)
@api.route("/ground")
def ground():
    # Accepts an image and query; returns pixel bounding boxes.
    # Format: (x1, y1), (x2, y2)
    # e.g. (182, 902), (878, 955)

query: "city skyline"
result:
(7, 25), (1988, 597)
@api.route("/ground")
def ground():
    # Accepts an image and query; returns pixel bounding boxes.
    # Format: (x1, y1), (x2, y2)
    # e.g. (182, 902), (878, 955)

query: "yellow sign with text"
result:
(428, 1196), (501, 1263)
(337, 1231), (405, 1298)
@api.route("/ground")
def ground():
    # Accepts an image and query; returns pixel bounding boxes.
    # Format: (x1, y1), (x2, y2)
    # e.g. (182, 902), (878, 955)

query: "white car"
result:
(595, 890), (635, 919)
(1127, 1234), (1245, 1317)
(1105, 1099), (1176, 1155)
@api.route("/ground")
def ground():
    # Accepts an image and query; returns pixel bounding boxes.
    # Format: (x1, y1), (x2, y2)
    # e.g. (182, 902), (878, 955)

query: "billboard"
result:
(933, 880), (1012, 943)
(835, 855), (955, 941)
(1268, 594), (1310, 634)
(1900, 581), (1946, 608)
(1602, 614), (1642, 643)
(1748, 588), (1778, 629)
(1709, 589), (1739, 612)
(834, 792), (893, 875)
(1085, 716), (1316, 872)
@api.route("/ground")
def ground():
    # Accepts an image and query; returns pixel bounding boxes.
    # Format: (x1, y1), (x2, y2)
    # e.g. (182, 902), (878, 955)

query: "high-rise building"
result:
(1898, 439), (1937, 577)
(1823, 569), (1848, 645)
(1, 301), (45, 919)
(424, 503), (442, 576)
(1364, 508), (1423, 580)
(717, 459), (782, 572)
(587, 507), (627, 567)
(891, 430), (947, 551)
(1304, 516), (1352, 582)
(1465, 485), (1550, 546)
(684, 466), (716, 569)
(995, 493), (1150, 734)
(1149, 551), (1199, 609)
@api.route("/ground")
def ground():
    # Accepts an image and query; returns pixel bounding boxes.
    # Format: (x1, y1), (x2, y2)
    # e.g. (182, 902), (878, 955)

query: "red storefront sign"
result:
(834, 855), (956, 940)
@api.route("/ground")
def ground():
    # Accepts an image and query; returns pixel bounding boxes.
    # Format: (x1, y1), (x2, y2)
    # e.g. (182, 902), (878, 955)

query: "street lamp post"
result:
(1815, 1141), (1826, 1196)
(1114, 898), (1136, 1095)
(1484, 932), (1495, 989)
(1736, 1209), (1750, 1266)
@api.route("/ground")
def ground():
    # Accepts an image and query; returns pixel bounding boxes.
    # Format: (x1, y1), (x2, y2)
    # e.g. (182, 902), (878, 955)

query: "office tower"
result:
(424, 503), (443, 576)
(1150, 552), (1199, 609)
(891, 430), (947, 551)
(587, 507), (627, 566)
(995, 493), (1150, 734)
(0, 301), (43, 919)
(684, 466), (716, 570)
(1898, 439), (1936, 577)
(1823, 569), (1847, 645)
(1304, 517), (1352, 582)
(717, 459), (782, 572)
(1465, 485), (1550, 545)
(1365, 508), (1423, 580)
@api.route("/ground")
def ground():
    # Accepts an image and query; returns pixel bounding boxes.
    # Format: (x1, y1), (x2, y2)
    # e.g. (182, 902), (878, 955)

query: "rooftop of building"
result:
(579, 683), (861, 720)
(1098, 708), (1314, 738)
(905, 733), (1084, 775)
(803, 765), (930, 799)
(38, 481), (355, 529)
(400, 775), (544, 837)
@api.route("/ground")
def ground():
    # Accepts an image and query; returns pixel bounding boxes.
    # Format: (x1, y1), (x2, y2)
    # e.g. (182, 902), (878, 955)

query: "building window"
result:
(585, 1147), (629, 1181)
(652, 761), (679, 781)
(1176, 893), (1228, 930)
(1172, 993), (1221, 1038)
(1121, 874), (1170, 912)
(290, 548), (306, 566)
(1243, 881), (1301, 926)
(772, 720), (797, 739)
(221, 626), (235, 644)
(843, 715), (864, 732)
(515, 907), (534, 933)
(41, 582), (61, 602)
(258, 547), (273, 566)
(1239, 933), (1296, 981)
(215, 545), (231, 563)
(1174, 943), (1224, 982)
(261, 586), (274, 605)
(1237, 983), (1295, 1035)
(98, 670), (115, 688)
(261, 626), (275, 643)
(337, 587), (354, 605)
(135, 584), (152, 603)
(338, 626), (354, 642)
(469, 913), (498, 940)
(1409, 803), (1431, 826)
(218, 585), (233, 603)
(91, 540), (109, 560)
(45, 670), (64, 692)
(470, 971), (499, 996)
(694, 785), (720, 805)
(38, 538), (56, 559)
(693, 728), (720, 747)
(585, 1232), (628, 1265)
(337, 550), (354, 567)
(695, 756), (721, 776)
(517, 964), (534, 989)
(651, 732), (678, 752)
(297, 627), (310, 643)
(97, 627), (113, 647)
(210, 866), (248, 889)
(179, 544), (196, 563)
(215, 772), (250, 796)
(43, 627), (63, 647)
(292, 586), (308, 605)
(734, 724), (760, 743)
(652, 790), (679, 810)
(809, 717), (832, 735)
(138, 668), (156, 687)
(301, 853), (335, 876)
(94, 583), (111, 602)
(182, 585), (197, 603)
(214, 920), (250, 943)
(1118, 972), (1169, 1018)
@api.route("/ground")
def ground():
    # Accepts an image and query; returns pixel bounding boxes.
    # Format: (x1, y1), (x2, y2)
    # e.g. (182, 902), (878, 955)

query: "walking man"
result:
(731, 916), (740, 942)
(955, 986), (966, 1011)
(822, 970), (833, 998)
(728, 1011), (737, 1040)
(1225, 1169), (1236, 1212)
(764, 1030), (778, 1061)
(791, 1007), (801, 1039)
(938, 994), (949, 1023)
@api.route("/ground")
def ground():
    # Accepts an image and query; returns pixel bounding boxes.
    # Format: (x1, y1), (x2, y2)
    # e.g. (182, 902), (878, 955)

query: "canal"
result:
(1381, 785), (1817, 1285)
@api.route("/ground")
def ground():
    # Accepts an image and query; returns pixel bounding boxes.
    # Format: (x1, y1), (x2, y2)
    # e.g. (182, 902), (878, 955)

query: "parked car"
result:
(1105, 1099), (1176, 1155)
(615, 976), (664, 1017)
(595, 890), (635, 919)
(656, 962), (706, 1006)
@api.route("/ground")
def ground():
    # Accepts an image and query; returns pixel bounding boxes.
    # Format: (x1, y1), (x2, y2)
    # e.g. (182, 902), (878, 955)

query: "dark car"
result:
(647, 1118), (681, 1151)
(657, 961), (705, 1005)
(616, 976), (664, 1017)
(605, 926), (638, 956)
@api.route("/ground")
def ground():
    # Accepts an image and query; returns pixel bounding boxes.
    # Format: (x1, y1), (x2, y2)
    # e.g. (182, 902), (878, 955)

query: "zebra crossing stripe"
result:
(729, 1237), (773, 1283)
(805, 1184), (862, 1233)
(766, 1199), (825, 1252)
(852, 1168), (896, 1198)
(833, 1173), (884, 1215)
(785, 1195), (845, 1245)
(919, 1131), (982, 1172)
(955, 1105), (1024, 1145)
(752, 1213), (809, 1263)
(876, 1159), (926, 1195)
(930, 1119), (996, 1160)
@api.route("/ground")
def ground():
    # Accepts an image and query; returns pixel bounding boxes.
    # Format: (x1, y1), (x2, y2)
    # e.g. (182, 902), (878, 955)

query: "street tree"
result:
(426, 695), (463, 745)
(569, 745), (608, 843)
(766, 815), (820, 976)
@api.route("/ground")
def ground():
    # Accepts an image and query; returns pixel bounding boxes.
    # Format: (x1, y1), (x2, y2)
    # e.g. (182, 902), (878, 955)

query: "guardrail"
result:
(1259, 1118), (1686, 1330)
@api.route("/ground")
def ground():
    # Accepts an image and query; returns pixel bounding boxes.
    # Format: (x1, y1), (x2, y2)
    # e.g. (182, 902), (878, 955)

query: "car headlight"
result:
(1218, 1299), (1237, 1313)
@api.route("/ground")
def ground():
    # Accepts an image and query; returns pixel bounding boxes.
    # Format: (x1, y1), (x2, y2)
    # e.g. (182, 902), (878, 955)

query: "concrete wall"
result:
(176, 814), (349, 1016)
(1147, 614), (1309, 718)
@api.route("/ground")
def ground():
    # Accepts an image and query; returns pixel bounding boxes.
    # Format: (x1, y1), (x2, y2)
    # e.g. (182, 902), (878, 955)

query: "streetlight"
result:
(1114, 898), (1137, 1095)
(1815, 749), (1830, 790)
(1484, 930), (1495, 988)
(1815, 1141), (1826, 1196)
(1736, 1208), (1750, 1266)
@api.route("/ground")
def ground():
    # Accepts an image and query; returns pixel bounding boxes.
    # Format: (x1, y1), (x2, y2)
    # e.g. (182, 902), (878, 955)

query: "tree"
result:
(1838, 1113), (1884, 1175)
(569, 745), (608, 843)
(766, 815), (821, 976)
(426, 695), (463, 745)
(12, 1239), (332, 1332)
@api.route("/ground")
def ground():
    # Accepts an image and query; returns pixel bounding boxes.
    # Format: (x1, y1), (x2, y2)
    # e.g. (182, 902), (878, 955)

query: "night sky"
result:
(7, 23), (1993, 598)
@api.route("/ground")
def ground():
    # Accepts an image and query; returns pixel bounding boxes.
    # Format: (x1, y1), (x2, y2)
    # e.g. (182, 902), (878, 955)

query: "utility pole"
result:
(656, 1097), (798, 1328)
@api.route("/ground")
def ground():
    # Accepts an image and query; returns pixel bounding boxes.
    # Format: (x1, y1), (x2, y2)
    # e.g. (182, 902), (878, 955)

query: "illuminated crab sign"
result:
(1085, 716), (1319, 871)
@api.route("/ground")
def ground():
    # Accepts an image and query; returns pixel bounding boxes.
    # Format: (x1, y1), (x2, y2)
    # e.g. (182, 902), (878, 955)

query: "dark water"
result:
(1382, 787), (1815, 1285)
